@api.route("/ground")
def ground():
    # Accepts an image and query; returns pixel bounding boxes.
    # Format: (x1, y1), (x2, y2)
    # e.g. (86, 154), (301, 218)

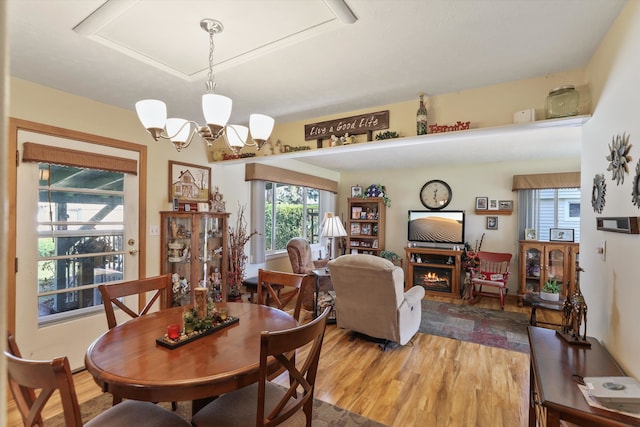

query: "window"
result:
(37, 164), (125, 323)
(519, 188), (580, 242)
(264, 182), (320, 253)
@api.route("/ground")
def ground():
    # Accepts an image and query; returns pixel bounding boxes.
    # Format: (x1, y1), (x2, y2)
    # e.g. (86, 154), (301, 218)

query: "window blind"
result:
(22, 142), (138, 175)
(245, 163), (338, 193)
(512, 172), (580, 190)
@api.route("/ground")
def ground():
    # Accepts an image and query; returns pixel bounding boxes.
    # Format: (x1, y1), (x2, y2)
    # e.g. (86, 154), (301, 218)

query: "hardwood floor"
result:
(6, 294), (559, 426)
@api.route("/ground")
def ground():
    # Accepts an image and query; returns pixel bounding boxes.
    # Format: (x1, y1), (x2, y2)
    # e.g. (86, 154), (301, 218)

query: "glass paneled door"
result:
(15, 130), (140, 369)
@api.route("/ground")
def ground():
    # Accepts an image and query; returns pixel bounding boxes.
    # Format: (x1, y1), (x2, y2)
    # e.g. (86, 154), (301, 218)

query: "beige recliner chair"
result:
(328, 254), (425, 349)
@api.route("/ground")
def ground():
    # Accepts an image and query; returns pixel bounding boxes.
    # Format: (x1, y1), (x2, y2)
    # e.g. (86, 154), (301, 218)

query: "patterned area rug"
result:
(419, 300), (530, 353)
(45, 391), (388, 426)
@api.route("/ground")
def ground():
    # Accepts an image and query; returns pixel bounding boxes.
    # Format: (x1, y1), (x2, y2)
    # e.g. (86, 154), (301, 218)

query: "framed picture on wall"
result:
(486, 216), (498, 230)
(169, 161), (211, 202)
(499, 200), (513, 210)
(488, 199), (499, 210)
(476, 197), (488, 210)
(351, 185), (363, 198)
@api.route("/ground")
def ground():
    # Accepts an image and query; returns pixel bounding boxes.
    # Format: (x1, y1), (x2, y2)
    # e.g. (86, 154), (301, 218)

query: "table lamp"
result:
(322, 212), (347, 259)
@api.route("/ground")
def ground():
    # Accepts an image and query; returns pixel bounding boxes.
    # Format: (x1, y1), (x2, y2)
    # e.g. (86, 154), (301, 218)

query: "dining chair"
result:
(469, 251), (513, 309)
(256, 268), (307, 322)
(98, 274), (172, 330)
(98, 274), (176, 409)
(5, 332), (191, 427)
(191, 306), (330, 427)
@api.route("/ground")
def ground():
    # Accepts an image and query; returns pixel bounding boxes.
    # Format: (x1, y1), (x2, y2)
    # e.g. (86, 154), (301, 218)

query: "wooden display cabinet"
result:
(404, 247), (462, 297)
(518, 240), (579, 306)
(346, 197), (385, 255)
(160, 211), (229, 306)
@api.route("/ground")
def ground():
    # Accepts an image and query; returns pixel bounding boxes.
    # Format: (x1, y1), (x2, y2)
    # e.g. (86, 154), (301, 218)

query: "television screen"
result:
(408, 210), (465, 245)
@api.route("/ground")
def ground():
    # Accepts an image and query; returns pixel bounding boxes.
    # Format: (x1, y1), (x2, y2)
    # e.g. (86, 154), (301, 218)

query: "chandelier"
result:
(135, 18), (275, 153)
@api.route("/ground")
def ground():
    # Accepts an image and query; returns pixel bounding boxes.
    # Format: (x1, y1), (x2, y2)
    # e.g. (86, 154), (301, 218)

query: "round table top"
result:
(85, 302), (297, 402)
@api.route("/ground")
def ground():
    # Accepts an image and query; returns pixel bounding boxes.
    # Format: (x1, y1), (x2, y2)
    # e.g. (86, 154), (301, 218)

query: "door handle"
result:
(127, 238), (139, 255)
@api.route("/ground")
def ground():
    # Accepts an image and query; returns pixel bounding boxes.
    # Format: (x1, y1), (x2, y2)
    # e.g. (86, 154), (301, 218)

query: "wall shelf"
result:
(210, 115), (590, 173)
(475, 209), (512, 215)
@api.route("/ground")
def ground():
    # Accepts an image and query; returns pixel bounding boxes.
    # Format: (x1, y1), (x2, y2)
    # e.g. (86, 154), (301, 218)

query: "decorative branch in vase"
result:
(227, 203), (259, 300)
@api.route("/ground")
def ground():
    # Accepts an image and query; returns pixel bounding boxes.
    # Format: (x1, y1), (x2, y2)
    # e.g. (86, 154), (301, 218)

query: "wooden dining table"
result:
(85, 302), (298, 411)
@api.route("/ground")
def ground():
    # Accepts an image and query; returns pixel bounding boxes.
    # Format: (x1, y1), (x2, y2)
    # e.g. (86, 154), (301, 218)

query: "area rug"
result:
(45, 392), (388, 426)
(419, 300), (530, 353)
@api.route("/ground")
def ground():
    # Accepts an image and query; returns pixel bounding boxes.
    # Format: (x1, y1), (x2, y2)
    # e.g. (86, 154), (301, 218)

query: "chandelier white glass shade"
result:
(322, 213), (347, 259)
(135, 19), (274, 153)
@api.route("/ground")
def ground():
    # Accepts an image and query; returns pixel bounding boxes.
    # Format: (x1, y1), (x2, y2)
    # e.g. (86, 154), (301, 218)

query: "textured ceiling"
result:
(7, 0), (626, 170)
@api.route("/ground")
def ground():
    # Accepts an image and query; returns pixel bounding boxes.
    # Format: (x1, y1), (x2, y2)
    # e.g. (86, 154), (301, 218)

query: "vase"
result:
(540, 291), (559, 302)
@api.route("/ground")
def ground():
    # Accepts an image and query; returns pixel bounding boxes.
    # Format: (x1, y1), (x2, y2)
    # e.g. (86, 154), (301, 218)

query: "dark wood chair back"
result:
(98, 274), (172, 330)
(257, 306), (330, 425)
(256, 269), (307, 322)
(6, 332), (49, 427)
(6, 332), (192, 427)
(6, 333), (83, 427)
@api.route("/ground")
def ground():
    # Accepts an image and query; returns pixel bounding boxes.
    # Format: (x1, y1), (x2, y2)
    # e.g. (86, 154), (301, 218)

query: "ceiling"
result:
(7, 0), (626, 171)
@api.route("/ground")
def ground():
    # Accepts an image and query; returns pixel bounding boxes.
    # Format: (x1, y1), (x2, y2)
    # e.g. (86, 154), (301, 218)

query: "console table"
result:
(528, 326), (640, 426)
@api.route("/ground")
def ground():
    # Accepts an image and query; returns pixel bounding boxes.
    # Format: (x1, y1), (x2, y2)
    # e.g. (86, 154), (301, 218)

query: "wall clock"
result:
(420, 179), (452, 210)
(591, 173), (606, 214)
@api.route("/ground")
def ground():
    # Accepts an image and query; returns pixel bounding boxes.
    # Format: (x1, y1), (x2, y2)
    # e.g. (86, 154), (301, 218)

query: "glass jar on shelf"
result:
(545, 85), (579, 119)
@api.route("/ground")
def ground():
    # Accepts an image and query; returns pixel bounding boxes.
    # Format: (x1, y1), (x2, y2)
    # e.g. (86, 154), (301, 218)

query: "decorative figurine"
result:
(210, 267), (221, 286)
(556, 263), (591, 347)
(171, 273), (181, 294)
(210, 186), (226, 212)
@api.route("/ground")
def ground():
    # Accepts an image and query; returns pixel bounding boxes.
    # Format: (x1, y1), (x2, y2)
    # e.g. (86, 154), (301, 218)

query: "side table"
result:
(523, 292), (563, 329)
(311, 268), (336, 323)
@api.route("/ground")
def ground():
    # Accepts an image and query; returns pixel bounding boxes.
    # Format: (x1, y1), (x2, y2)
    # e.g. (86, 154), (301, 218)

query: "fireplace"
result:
(413, 265), (452, 293)
(405, 247), (462, 297)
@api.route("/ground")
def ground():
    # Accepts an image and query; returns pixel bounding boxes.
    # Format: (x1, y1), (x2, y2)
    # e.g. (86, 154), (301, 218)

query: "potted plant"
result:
(380, 250), (402, 267)
(540, 278), (561, 301)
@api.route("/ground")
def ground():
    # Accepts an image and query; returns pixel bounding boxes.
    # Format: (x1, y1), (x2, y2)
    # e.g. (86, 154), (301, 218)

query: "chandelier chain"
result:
(206, 28), (216, 94)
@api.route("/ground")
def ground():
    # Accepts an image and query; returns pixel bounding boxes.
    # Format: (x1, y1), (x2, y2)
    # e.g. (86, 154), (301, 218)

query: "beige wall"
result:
(582, 1), (640, 378)
(337, 158), (580, 295)
(265, 68), (587, 152)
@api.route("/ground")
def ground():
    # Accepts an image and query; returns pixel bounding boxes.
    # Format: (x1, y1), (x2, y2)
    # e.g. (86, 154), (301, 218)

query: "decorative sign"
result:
(283, 145), (311, 152)
(304, 111), (389, 141)
(428, 121), (471, 134)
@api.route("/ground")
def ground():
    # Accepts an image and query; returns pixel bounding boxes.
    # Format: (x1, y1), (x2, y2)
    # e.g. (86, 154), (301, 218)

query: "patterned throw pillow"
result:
(478, 271), (505, 282)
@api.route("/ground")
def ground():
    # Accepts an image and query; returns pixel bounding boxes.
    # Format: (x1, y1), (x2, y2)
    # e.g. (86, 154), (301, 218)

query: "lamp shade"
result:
(249, 114), (275, 141)
(135, 99), (167, 130)
(166, 118), (190, 143)
(226, 124), (249, 148)
(322, 216), (347, 238)
(202, 94), (232, 127)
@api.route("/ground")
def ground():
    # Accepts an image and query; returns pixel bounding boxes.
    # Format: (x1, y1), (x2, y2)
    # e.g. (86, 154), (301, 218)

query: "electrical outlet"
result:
(149, 225), (160, 236)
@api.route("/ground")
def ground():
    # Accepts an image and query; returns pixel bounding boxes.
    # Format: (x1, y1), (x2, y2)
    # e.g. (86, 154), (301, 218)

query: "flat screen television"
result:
(407, 210), (465, 246)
